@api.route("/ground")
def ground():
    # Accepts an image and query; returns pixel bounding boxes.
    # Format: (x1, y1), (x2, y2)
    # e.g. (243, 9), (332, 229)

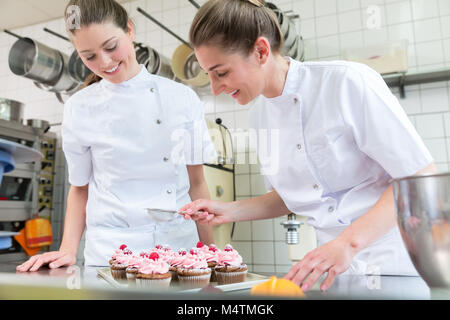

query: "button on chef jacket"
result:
(62, 65), (216, 266)
(249, 58), (433, 276)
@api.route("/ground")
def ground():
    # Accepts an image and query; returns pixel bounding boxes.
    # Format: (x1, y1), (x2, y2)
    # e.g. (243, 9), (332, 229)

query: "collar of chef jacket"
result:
(250, 58), (335, 219)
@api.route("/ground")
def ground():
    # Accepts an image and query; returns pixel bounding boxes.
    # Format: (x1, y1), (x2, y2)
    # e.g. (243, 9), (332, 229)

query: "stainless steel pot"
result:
(68, 50), (91, 83)
(393, 172), (450, 288)
(0, 98), (24, 124)
(8, 37), (63, 86)
(151, 50), (175, 80)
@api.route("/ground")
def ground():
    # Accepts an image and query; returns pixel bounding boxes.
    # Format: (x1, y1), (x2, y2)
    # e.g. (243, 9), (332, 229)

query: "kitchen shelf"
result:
(383, 68), (450, 99)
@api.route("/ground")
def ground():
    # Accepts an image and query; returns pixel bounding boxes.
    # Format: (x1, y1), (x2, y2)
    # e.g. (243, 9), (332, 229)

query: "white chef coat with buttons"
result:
(249, 58), (433, 276)
(62, 65), (216, 266)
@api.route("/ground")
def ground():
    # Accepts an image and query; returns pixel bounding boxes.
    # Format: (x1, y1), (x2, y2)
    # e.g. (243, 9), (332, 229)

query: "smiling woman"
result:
(16, 0), (217, 272)
(64, 0), (139, 86)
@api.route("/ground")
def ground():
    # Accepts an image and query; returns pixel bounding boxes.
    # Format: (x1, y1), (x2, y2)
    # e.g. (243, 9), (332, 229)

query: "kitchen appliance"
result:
(0, 113), (63, 262)
(0, 98), (24, 124)
(393, 172), (450, 288)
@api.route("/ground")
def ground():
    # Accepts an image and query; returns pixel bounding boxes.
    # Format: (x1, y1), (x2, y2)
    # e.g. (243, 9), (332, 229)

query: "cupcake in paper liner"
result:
(196, 242), (220, 282)
(136, 252), (172, 289)
(176, 248), (211, 288)
(214, 244), (248, 285)
(110, 245), (133, 281)
(167, 248), (188, 282)
(126, 253), (146, 284)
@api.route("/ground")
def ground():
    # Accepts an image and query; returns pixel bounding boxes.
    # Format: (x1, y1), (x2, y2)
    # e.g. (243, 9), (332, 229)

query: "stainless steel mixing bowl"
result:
(393, 173), (450, 288)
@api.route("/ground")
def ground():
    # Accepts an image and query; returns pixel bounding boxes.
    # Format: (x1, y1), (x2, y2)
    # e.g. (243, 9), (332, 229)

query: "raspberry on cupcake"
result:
(136, 252), (172, 289)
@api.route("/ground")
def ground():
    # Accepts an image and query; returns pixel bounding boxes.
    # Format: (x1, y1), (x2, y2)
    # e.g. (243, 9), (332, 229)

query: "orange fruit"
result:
(250, 276), (305, 298)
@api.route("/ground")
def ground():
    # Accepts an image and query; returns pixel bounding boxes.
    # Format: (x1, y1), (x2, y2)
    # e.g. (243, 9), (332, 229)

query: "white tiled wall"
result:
(0, 0), (449, 271)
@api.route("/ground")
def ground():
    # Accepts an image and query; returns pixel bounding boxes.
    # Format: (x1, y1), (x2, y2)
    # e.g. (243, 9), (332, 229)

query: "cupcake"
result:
(136, 252), (172, 289)
(110, 246), (133, 281)
(109, 244), (127, 266)
(167, 248), (188, 281)
(125, 253), (146, 283)
(197, 242), (220, 282)
(176, 248), (211, 288)
(215, 244), (248, 285)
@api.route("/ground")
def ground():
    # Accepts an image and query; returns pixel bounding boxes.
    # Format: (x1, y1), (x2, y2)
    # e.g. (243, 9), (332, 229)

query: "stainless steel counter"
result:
(0, 260), (449, 300)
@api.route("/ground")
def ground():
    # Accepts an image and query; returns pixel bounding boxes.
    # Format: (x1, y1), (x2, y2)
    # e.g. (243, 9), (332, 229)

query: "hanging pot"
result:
(68, 50), (91, 83)
(171, 43), (209, 87)
(8, 37), (63, 86)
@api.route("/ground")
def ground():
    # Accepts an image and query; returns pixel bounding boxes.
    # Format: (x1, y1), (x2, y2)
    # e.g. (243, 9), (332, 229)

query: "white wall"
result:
(0, 0), (449, 271)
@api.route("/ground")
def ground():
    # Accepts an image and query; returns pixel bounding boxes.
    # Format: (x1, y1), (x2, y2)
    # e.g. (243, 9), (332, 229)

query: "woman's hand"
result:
(178, 199), (236, 226)
(284, 237), (358, 291)
(16, 250), (77, 272)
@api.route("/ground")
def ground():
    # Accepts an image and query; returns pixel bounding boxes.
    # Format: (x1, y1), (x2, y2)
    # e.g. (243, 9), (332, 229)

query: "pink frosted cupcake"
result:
(136, 252), (172, 289)
(125, 253), (146, 283)
(167, 248), (188, 281)
(197, 242), (220, 282)
(109, 244), (127, 266)
(176, 248), (211, 288)
(110, 245), (133, 281)
(215, 244), (248, 285)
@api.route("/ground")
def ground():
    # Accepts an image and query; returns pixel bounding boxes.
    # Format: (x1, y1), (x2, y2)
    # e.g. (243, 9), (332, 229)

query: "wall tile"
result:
(411, 0), (439, 20)
(413, 18), (442, 43)
(415, 41), (444, 66)
(252, 219), (274, 241)
(252, 242), (275, 265)
(439, 0), (450, 15)
(338, 10), (363, 33)
(415, 114), (445, 138)
(232, 222), (252, 241)
(386, 1), (412, 25)
(292, 0), (315, 20)
(423, 138), (448, 162)
(420, 87), (449, 113)
(274, 241), (293, 265)
(315, 15), (339, 37)
(314, 0), (337, 17)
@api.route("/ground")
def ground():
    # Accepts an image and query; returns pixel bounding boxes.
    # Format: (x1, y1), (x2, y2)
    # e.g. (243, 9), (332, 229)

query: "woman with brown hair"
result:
(180, 0), (436, 291)
(17, 0), (215, 271)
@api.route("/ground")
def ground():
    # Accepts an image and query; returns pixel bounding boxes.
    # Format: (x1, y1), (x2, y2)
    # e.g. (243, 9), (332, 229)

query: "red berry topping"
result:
(155, 244), (163, 249)
(190, 248), (198, 255)
(149, 252), (159, 261)
(224, 244), (233, 252)
(196, 241), (204, 248)
(178, 249), (187, 256)
(163, 245), (171, 251)
(139, 252), (147, 258)
(119, 244), (127, 250)
(123, 248), (133, 255)
(209, 246), (218, 252)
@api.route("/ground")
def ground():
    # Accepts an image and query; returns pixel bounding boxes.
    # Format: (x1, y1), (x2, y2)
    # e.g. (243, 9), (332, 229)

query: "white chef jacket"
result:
(249, 58), (433, 276)
(62, 65), (216, 266)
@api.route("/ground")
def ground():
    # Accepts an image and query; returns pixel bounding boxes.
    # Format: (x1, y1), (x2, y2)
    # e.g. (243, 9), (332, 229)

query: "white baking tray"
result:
(97, 267), (268, 293)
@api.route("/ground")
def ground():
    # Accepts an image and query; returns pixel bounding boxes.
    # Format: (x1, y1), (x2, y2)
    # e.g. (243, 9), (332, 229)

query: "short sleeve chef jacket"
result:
(62, 65), (216, 266)
(249, 58), (433, 275)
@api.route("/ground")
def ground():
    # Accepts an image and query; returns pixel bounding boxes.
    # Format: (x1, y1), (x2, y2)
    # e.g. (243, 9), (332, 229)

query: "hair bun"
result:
(246, 0), (264, 8)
